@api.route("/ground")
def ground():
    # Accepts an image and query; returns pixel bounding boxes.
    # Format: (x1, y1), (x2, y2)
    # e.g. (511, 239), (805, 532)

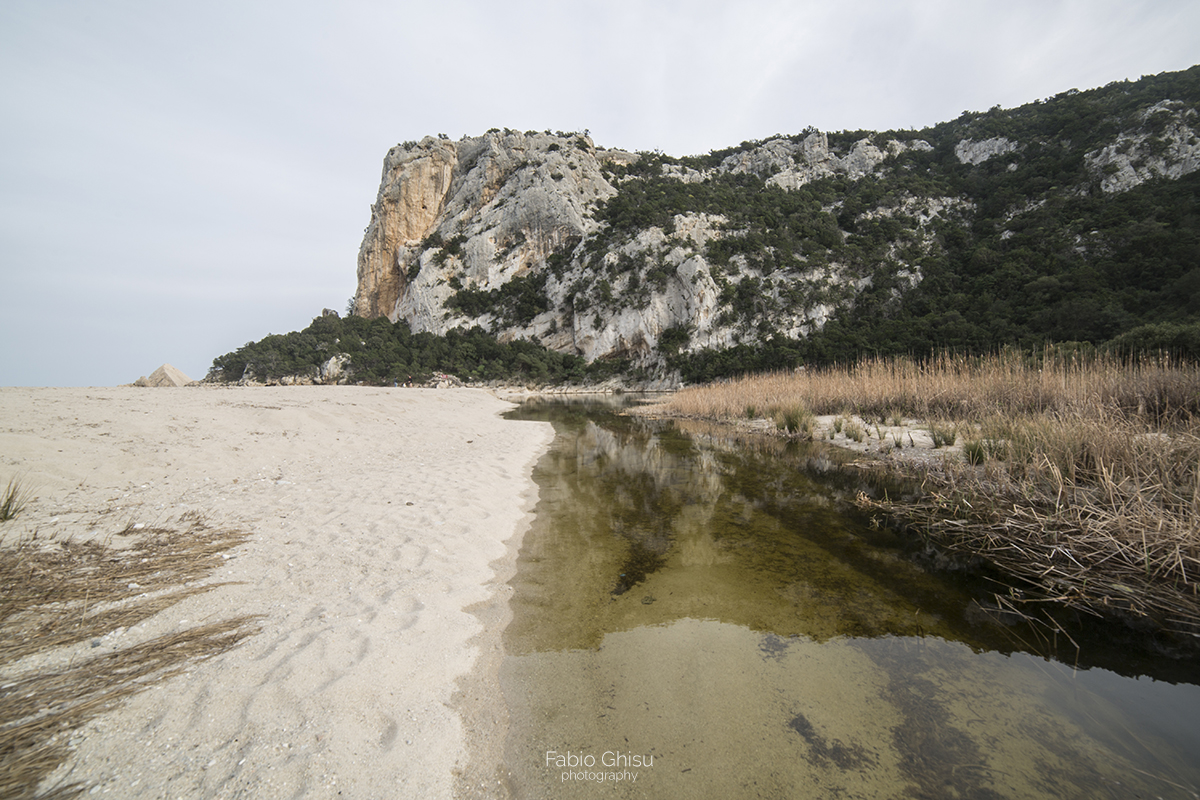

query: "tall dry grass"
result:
(661, 350), (1200, 636)
(668, 348), (1200, 424)
(858, 423), (1200, 635)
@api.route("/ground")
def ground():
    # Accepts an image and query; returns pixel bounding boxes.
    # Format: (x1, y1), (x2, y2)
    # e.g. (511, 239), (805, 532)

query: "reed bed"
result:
(0, 513), (261, 799)
(658, 351), (1200, 636)
(668, 349), (1200, 424)
(858, 422), (1200, 634)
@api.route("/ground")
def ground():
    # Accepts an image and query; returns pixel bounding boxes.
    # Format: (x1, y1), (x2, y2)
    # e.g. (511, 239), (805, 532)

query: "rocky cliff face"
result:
(355, 131), (620, 322)
(354, 129), (951, 369)
(354, 70), (1200, 372)
(1084, 101), (1200, 193)
(355, 140), (457, 318)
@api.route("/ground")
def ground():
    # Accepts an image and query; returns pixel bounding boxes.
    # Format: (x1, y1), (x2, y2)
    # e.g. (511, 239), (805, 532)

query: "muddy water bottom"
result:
(506, 625), (1199, 798)
(499, 398), (1200, 799)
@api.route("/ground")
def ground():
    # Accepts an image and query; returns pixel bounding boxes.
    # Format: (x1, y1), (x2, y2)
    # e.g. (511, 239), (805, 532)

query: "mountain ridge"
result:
(351, 66), (1200, 380)
(209, 67), (1200, 386)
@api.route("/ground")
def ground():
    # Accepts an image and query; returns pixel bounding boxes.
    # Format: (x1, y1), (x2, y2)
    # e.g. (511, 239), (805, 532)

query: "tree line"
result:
(208, 313), (623, 385)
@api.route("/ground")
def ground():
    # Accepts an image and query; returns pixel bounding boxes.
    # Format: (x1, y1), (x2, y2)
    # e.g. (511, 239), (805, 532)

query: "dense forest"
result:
(655, 165), (1200, 382)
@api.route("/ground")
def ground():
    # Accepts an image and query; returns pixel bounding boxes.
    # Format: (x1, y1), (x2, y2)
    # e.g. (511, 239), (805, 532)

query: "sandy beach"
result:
(0, 385), (553, 798)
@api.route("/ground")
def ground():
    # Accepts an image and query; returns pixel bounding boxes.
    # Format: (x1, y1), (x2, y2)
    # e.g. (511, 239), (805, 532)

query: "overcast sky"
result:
(2, 0), (1198, 386)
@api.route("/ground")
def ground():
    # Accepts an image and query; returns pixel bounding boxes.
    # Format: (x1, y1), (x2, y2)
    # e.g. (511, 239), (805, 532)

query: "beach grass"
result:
(1, 479), (31, 523)
(0, 513), (261, 799)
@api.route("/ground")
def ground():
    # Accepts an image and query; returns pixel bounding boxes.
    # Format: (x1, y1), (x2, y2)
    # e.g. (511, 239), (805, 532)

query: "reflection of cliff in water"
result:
(498, 400), (1200, 800)
(506, 401), (984, 655)
(506, 399), (1200, 681)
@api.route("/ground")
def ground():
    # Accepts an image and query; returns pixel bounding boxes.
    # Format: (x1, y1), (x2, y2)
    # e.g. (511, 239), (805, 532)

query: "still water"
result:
(499, 397), (1200, 799)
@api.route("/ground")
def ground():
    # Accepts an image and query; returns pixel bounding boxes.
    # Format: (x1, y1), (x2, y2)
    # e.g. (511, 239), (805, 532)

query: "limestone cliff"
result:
(355, 131), (619, 322)
(355, 139), (458, 318)
(353, 129), (948, 369)
(1084, 101), (1200, 192)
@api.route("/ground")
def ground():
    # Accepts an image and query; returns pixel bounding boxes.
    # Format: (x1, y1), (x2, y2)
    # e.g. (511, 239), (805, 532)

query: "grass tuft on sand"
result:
(1, 479), (31, 523)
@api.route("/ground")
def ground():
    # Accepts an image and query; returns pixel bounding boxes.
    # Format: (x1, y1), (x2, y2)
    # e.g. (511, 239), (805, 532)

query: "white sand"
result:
(0, 385), (553, 798)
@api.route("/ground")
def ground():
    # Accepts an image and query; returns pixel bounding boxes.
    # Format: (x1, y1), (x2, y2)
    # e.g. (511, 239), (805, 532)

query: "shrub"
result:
(209, 315), (598, 386)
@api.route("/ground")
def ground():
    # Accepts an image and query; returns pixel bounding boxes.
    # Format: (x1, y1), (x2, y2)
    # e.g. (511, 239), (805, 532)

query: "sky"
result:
(2, 0), (1198, 386)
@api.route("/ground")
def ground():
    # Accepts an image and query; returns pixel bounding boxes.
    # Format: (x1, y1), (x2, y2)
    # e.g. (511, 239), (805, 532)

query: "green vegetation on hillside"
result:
(208, 314), (615, 385)
(446, 273), (550, 327)
(586, 67), (1200, 380)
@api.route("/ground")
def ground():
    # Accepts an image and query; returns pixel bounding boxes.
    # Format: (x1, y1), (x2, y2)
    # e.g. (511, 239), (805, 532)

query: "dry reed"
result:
(0, 513), (261, 799)
(656, 350), (1200, 636)
(858, 422), (1200, 634)
(667, 348), (1200, 423)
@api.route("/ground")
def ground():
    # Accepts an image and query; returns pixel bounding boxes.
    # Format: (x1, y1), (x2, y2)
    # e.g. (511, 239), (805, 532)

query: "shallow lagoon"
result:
(500, 398), (1200, 799)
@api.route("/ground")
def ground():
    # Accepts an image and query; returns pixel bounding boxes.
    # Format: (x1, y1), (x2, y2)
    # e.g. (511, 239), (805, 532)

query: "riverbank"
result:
(0, 386), (553, 798)
(632, 402), (968, 471)
(630, 352), (1200, 643)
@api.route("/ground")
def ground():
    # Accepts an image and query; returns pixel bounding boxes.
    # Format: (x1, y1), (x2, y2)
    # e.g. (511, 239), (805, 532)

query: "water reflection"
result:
(499, 398), (1200, 799)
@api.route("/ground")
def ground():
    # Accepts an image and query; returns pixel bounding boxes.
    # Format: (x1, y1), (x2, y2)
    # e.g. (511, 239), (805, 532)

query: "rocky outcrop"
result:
(355, 131), (617, 326)
(352, 129), (953, 370)
(355, 138), (458, 318)
(133, 364), (193, 387)
(954, 137), (1019, 165)
(566, 218), (729, 361)
(1085, 101), (1200, 193)
(318, 354), (350, 384)
(703, 132), (933, 190)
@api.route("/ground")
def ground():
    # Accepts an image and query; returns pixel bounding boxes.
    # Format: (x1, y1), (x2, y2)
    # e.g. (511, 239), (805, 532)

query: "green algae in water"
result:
(498, 399), (1200, 799)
